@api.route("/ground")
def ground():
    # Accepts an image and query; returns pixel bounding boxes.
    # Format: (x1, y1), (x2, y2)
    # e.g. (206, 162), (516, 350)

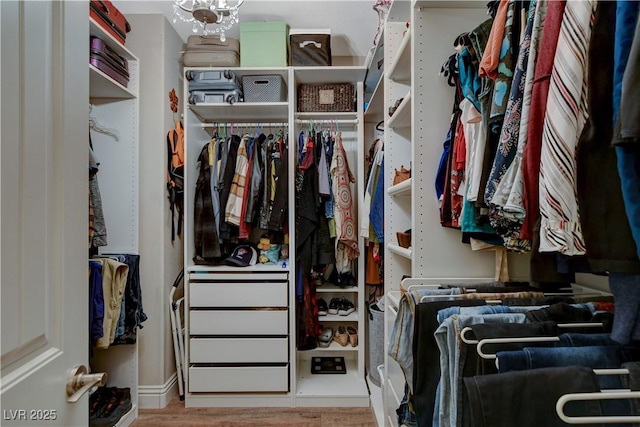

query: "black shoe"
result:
(318, 298), (328, 316)
(338, 298), (355, 316)
(328, 298), (341, 315)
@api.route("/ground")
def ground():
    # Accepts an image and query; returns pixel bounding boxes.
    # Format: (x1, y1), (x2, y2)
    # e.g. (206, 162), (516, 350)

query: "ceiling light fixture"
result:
(173, 0), (245, 41)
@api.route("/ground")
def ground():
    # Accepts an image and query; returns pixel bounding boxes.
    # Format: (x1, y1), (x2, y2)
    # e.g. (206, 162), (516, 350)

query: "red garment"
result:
(519, 0), (566, 240)
(479, 0), (510, 80)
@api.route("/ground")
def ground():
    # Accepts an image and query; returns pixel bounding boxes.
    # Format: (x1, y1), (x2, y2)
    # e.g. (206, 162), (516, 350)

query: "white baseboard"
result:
(138, 373), (178, 409)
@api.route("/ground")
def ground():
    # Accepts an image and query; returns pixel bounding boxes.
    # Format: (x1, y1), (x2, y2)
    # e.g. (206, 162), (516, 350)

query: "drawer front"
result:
(190, 337), (288, 363)
(190, 310), (288, 335)
(190, 281), (288, 308)
(188, 365), (289, 392)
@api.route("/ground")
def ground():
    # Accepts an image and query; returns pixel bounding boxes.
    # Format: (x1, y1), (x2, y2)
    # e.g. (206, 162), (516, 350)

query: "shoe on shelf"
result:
(318, 298), (328, 316)
(346, 326), (358, 347)
(333, 326), (349, 347)
(318, 327), (333, 348)
(328, 298), (341, 315)
(338, 298), (355, 316)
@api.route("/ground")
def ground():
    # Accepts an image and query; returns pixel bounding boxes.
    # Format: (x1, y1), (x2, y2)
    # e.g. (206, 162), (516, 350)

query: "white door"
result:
(1, 1), (91, 426)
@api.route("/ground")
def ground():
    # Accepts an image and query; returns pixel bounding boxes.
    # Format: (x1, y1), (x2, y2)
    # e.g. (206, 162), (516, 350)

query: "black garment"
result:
(412, 300), (485, 427)
(259, 135), (274, 229)
(501, 296), (576, 306)
(464, 366), (604, 427)
(194, 143), (221, 262)
(576, 0), (640, 275)
(245, 134), (265, 225)
(268, 137), (289, 231)
(621, 361), (640, 427)
(219, 135), (240, 241)
(525, 303), (592, 323)
(119, 254), (146, 337)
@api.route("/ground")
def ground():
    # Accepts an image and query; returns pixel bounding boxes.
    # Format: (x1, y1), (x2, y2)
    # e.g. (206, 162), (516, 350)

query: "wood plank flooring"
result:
(132, 397), (377, 427)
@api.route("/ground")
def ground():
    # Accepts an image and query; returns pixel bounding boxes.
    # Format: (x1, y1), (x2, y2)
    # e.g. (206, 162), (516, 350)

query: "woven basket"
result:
(297, 83), (355, 112)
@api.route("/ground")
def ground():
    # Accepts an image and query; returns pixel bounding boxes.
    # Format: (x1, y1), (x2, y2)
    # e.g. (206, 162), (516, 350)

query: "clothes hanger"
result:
(89, 104), (120, 141)
(460, 323), (606, 345)
(556, 391), (640, 424)
(376, 120), (384, 132)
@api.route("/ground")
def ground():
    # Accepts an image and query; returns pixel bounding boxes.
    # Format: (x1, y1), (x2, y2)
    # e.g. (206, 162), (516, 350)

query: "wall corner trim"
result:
(138, 373), (178, 409)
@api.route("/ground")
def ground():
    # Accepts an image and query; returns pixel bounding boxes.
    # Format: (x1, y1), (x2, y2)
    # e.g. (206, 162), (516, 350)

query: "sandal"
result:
(346, 326), (358, 347)
(318, 327), (333, 348)
(334, 326), (349, 347)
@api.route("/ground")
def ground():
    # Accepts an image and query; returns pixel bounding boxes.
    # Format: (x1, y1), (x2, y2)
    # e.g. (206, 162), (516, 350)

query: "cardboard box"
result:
(240, 22), (289, 67)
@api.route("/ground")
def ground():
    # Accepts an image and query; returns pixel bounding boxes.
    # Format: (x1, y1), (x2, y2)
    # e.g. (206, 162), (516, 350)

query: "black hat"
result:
(225, 244), (258, 267)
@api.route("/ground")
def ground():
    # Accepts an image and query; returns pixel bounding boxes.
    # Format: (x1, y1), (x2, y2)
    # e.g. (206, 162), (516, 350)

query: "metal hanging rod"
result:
(294, 118), (359, 125)
(200, 122), (288, 128)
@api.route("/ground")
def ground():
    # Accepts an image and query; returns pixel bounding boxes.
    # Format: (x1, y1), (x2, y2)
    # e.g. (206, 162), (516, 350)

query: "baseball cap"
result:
(225, 244), (258, 267)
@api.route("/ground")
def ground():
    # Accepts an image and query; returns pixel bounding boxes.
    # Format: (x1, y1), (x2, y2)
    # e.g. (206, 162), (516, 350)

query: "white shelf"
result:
(89, 17), (137, 60)
(318, 312), (358, 322)
(296, 358), (369, 397)
(388, 31), (411, 83)
(364, 74), (385, 123)
(89, 65), (136, 99)
(307, 341), (359, 352)
(388, 91), (412, 129)
(388, 243), (412, 259)
(187, 261), (291, 273)
(295, 111), (358, 122)
(315, 284), (358, 293)
(189, 102), (289, 122)
(413, 0), (487, 8)
(387, 178), (412, 197)
(293, 66), (367, 85)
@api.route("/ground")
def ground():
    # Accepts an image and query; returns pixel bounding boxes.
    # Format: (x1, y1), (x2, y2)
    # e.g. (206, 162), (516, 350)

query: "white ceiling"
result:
(115, 0), (381, 60)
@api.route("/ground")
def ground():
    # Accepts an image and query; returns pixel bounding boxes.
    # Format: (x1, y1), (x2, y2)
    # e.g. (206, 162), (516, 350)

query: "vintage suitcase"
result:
(182, 35), (240, 67)
(90, 0), (131, 45)
(290, 29), (331, 66)
(186, 70), (243, 104)
(242, 75), (287, 103)
(90, 36), (130, 87)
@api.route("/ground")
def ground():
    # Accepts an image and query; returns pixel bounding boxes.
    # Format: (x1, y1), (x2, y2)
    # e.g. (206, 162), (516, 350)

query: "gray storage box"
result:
(241, 75), (287, 103)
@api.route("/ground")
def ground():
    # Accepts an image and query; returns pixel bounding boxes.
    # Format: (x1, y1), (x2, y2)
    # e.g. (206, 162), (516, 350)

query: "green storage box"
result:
(240, 22), (289, 67)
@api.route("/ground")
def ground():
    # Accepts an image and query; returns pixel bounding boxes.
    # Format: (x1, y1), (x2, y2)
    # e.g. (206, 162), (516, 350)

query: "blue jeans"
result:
(434, 313), (527, 427)
(388, 288), (461, 393)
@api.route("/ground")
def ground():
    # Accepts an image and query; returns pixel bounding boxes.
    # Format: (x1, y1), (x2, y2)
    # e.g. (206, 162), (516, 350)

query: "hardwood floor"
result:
(132, 397), (377, 427)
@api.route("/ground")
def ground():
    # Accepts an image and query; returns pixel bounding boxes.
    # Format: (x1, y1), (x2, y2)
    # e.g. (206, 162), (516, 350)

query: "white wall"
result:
(125, 14), (184, 407)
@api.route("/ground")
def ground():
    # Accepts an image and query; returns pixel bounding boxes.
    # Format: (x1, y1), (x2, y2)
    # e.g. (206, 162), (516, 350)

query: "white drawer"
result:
(188, 365), (289, 392)
(190, 281), (288, 308)
(189, 309), (288, 335)
(190, 337), (288, 363)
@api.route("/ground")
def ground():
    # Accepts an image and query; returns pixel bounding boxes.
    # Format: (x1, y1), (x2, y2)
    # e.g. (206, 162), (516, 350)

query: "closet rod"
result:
(294, 118), (359, 125)
(200, 122), (289, 128)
